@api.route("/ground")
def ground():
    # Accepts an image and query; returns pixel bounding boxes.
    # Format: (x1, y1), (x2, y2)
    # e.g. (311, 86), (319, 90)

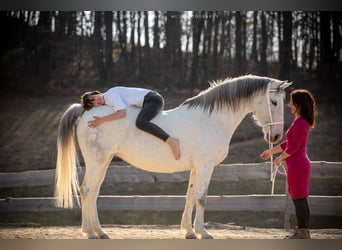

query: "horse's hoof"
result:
(99, 234), (110, 239)
(185, 233), (197, 239)
(88, 235), (99, 239)
(201, 233), (214, 239)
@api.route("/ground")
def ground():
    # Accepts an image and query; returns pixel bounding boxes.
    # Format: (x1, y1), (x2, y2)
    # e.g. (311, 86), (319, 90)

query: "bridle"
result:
(263, 83), (287, 195)
(263, 84), (285, 128)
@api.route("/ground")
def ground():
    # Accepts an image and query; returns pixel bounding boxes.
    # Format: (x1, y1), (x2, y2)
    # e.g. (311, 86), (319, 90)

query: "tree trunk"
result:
(241, 12), (247, 71)
(277, 12), (283, 65)
(137, 11), (142, 80)
(190, 11), (204, 90)
(308, 12), (318, 71)
(202, 11), (213, 83)
(105, 11), (113, 83)
(36, 11), (52, 77)
(251, 11), (258, 62)
(235, 11), (242, 75)
(153, 11), (160, 50)
(279, 11), (292, 80)
(66, 12), (77, 37)
(319, 12), (332, 80)
(143, 11), (151, 81)
(152, 11), (161, 85)
(212, 11), (220, 73)
(219, 12), (226, 56)
(129, 11), (136, 78)
(165, 11), (182, 86)
(183, 15), (191, 86)
(93, 11), (105, 83)
(260, 11), (268, 76)
(332, 12), (341, 64)
(55, 11), (66, 37)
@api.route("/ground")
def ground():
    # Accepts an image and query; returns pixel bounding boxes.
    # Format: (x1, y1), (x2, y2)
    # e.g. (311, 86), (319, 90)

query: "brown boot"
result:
(289, 228), (311, 239)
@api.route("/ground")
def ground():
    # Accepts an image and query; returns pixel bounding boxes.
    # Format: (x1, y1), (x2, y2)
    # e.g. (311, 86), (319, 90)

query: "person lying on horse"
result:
(81, 86), (181, 160)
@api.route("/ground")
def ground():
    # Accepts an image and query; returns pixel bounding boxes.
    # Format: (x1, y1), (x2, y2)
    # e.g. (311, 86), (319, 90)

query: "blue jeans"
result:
(135, 91), (170, 142)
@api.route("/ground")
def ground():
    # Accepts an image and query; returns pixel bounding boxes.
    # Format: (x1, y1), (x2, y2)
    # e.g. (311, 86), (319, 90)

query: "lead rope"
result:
(265, 84), (287, 195)
(267, 128), (287, 195)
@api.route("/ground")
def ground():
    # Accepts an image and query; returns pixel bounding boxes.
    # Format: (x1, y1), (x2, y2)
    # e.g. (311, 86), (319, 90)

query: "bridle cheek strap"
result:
(265, 84), (287, 195)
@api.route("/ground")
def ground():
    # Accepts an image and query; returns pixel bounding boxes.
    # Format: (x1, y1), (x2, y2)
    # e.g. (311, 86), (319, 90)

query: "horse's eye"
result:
(271, 100), (277, 106)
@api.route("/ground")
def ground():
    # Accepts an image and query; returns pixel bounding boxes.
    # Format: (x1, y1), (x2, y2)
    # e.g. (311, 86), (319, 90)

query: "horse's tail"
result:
(54, 103), (84, 208)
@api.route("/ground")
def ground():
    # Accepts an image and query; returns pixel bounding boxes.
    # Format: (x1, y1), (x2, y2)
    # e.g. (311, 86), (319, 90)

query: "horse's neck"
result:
(215, 105), (252, 136)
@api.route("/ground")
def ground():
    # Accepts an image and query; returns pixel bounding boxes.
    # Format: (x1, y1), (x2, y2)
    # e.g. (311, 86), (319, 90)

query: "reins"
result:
(263, 84), (287, 195)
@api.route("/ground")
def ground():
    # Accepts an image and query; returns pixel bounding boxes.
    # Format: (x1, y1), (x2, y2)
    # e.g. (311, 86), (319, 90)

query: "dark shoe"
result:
(288, 228), (311, 239)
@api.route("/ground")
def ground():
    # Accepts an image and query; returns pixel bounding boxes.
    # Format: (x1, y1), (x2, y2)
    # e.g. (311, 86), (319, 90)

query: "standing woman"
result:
(260, 89), (317, 239)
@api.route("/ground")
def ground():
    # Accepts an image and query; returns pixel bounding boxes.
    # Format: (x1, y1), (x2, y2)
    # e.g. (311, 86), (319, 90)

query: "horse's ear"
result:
(282, 81), (293, 89)
(277, 81), (292, 90)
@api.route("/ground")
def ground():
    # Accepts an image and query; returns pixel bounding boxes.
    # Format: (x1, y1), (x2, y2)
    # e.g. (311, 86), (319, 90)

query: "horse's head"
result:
(253, 80), (292, 144)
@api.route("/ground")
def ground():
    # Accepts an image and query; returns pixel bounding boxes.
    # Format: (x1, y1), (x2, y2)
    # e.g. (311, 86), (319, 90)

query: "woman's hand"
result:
(274, 152), (289, 167)
(274, 156), (283, 167)
(260, 150), (271, 160)
(88, 116), (104, 128)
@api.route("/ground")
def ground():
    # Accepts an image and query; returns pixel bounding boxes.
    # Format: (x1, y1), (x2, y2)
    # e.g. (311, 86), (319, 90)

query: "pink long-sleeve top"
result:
(280, 117), (312, 200)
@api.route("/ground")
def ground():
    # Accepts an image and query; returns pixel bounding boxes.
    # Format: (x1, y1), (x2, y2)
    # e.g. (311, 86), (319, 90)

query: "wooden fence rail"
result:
(1, 162), (341, 226)
(1, 195), (341, 216)
(0, 161), (341, 188)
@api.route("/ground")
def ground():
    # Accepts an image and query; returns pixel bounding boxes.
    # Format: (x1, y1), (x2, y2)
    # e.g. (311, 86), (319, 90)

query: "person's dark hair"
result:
(290, 89), (317, 128)
(80, 90), (102, 110)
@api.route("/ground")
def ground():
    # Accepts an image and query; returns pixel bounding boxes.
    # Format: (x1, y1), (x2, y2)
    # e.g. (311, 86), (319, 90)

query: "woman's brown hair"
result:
(290, 89), (317, 128)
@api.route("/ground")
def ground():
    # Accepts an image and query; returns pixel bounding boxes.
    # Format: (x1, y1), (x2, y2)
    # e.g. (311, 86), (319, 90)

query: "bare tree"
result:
(104, 12), (113, 83)
(153, 11), (160, 50)
(129, 11), (136, 65)
(251, 11), (258, 62)
(219, 11), (226, 56)
(332, 12), (341, 64)
(212, 11), (220, 72)
(93, 11), (105, 82)
(137, 11), (142, 80)
(279, 11), (292, 80)
(117, 11), (128, 76)
(144, 11), (150, 56)
(165, 11), (182, 85)
(143, 11), (151, 81)
(235, 11), (242, 74)
(190, 11), (204, 90)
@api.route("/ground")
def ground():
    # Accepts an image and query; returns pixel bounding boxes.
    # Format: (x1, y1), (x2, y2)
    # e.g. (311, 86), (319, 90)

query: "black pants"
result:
(293, 198), (310, 229)
(135, 91), (170, 142)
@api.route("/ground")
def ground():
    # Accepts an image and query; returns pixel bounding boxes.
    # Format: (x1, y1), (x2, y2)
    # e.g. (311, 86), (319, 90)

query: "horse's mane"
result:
(182, 75), (273, 114)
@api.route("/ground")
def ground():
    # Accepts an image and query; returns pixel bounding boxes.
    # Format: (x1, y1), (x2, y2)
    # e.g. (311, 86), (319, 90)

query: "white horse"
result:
(55, 75), (291, 239)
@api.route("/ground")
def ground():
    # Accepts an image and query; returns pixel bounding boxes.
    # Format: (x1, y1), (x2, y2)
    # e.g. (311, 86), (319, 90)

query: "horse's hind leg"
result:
(181, 170), (197, 239)
(80, 155), (112, 239)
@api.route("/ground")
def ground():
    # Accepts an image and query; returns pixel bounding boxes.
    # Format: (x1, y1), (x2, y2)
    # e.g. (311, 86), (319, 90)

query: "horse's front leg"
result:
(181, 170), (197, 239)
(193, 163), (215, 239)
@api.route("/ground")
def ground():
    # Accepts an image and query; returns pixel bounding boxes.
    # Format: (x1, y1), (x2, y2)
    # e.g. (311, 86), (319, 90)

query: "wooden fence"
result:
(0, 161), (341, 227)
(1, 195), (341, 216)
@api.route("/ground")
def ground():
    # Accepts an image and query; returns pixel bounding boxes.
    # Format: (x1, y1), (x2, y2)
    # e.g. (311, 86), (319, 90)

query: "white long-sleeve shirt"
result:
(103, 87), (151, 112)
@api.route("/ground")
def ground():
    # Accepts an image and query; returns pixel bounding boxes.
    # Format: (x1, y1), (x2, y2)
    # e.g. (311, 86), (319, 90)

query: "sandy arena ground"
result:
(0, 224), (341, 239)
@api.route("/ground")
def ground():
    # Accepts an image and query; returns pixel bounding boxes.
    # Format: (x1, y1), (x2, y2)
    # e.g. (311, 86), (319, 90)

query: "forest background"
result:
(0, 11), (341, 172)
(1, 11), (341, 94)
